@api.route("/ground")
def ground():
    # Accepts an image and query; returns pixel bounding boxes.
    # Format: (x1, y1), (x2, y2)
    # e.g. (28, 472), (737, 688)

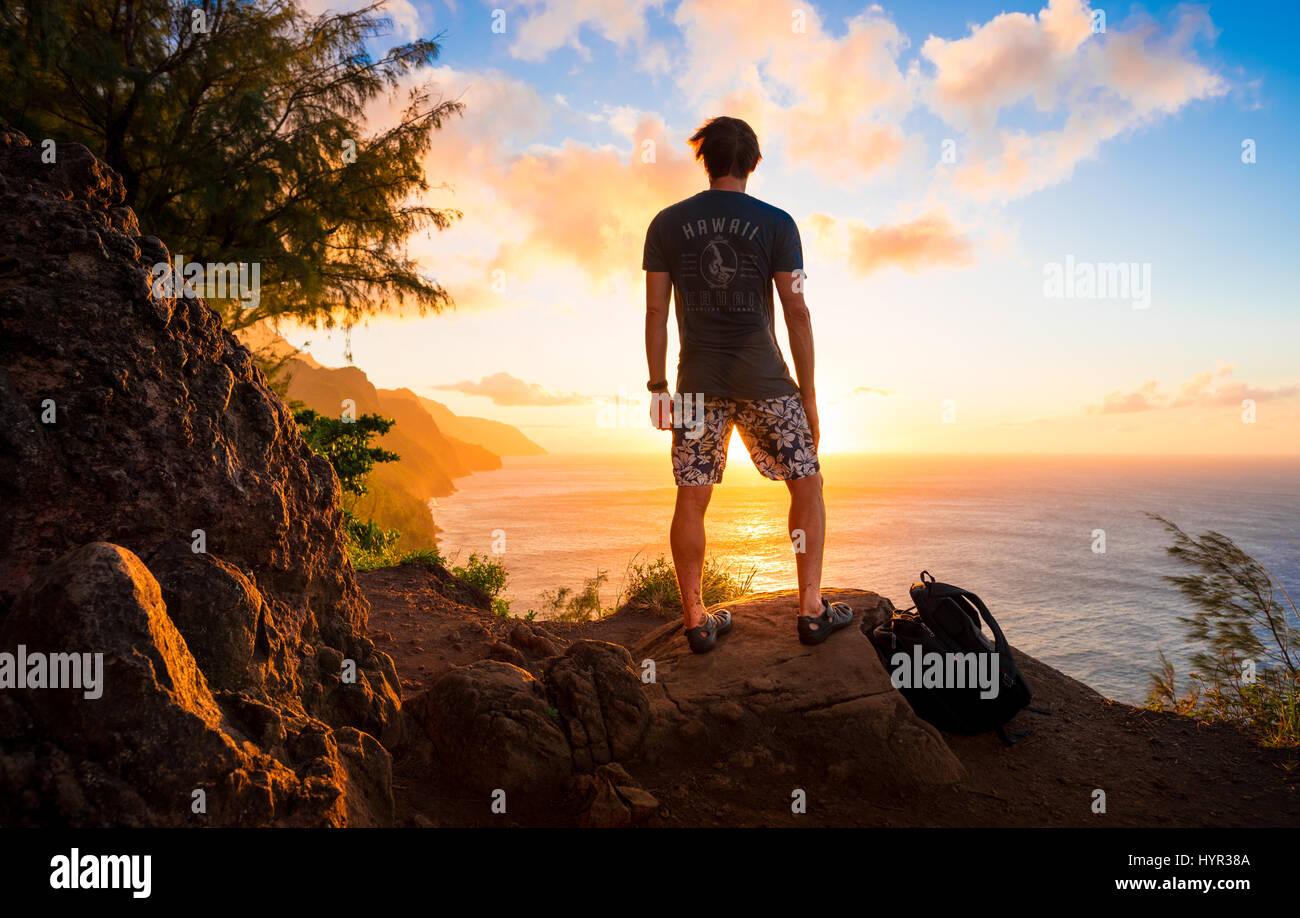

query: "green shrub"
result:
(293, 406), (414, 573)
(344, 512), (448, 573)
(294, 409), (398, 501)
(452, 552), (512, 617)
(1145, 514), (1300, 748)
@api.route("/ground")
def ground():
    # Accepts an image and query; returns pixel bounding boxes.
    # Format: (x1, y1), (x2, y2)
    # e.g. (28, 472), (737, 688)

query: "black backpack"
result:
(869, 571), (1033, 742)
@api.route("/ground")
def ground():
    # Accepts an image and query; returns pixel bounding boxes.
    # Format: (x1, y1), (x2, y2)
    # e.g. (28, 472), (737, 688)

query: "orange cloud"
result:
(810, 212), (973, 276)
(430, 371), (590, 406)
(671, 0), (914, 178)
(486, 114), (699, 283)
(1173, 364), (1299, 408)
(1087, 379), (1164, 415)
(364, 69), (697, 313)
(1086, 366), (1298, 415)
(924, 0), (1094, 130)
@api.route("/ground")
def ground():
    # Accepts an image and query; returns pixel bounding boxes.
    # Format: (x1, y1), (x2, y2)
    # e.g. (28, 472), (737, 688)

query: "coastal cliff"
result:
(237, 323), (546, 550)
(1, 126), (1294, 828)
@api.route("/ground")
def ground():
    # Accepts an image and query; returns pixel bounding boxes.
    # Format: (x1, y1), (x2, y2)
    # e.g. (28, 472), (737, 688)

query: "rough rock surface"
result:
(544, 641), (650, 773)
(567, 762), (661, 828)
(0, 127), (398, 825)
(404, 660), (573, 800)
(0, 543), (392, 826)
(632, 588), (967, 791)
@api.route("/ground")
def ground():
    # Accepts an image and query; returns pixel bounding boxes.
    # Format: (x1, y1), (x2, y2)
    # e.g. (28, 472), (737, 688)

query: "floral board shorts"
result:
(670, 392), (820, 486)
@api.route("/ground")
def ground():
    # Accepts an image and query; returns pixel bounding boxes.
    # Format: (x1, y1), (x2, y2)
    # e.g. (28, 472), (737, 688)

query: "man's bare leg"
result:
(787, 472), (826, 617)
(671, 484), (713, 629)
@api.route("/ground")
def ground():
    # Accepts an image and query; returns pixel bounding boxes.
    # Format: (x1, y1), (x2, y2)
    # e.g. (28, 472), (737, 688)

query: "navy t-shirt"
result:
(643, 189), (803, 400)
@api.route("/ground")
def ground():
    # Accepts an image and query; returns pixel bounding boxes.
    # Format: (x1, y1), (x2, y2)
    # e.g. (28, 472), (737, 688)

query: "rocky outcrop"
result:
(632, 589), (967, 792)
(567, 762), (662, 828)
(362, 558), (1300, 827)
(405, 660), (573, 799)
(0, 127), (399, 825)
(544, 641), (651, 773)
(366, 562), (968, 824)
(400, 639), (652, 820)
(0, 543), (391, 826)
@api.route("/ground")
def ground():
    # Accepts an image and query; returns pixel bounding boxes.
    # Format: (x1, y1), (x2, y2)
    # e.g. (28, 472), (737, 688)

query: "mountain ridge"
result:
(236, 324), (545, 548)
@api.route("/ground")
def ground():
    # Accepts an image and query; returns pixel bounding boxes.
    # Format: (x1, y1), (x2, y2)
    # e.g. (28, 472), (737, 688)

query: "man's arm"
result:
(645, 271), (672, 428)
(774, 269), (819, 448)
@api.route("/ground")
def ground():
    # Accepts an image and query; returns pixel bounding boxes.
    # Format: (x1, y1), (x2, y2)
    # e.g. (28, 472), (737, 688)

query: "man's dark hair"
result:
(688, 116), (762, 180)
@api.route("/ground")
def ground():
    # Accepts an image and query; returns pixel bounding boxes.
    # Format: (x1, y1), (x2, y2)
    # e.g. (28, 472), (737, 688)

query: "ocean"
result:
(430, 451), (1300, 704)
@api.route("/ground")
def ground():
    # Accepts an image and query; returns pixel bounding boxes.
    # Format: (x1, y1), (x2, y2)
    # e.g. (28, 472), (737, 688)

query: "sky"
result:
(285, 0), (1300, 455)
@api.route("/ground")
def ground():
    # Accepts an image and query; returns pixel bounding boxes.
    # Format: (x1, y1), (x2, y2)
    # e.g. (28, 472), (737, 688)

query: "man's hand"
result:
(803, 395), (820, 452)
(650, 391), (674, 430)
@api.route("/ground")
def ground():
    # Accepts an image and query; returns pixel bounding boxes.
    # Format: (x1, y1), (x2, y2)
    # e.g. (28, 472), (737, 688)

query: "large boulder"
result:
(0, 127), (398, 824)
(544, 641), (650, 773)
(405, 661), (573, 800)
(143, 543), (274, 695)
(632, 589), (967, 792)
(0, 543), (392, 826)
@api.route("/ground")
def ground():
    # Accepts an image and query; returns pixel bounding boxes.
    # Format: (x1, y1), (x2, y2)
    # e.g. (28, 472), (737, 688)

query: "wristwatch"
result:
(647, 379), (669, 392)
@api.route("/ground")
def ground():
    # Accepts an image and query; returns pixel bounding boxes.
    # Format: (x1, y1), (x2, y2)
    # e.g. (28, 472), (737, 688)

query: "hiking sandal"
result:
(798, 599), (853, 645)
(686, 609), (733, 654)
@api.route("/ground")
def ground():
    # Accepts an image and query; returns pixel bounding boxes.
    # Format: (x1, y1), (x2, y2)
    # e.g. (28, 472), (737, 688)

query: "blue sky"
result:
(289, 0), (1300, 454)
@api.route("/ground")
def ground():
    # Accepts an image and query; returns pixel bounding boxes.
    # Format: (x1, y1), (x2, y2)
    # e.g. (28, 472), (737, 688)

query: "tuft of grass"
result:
(540, 571), (610, 623)
(399, 548), (446, 567)
(344, 512), (405, 572)
(349, 543), (447, 573)
(612, 552), (756, 620)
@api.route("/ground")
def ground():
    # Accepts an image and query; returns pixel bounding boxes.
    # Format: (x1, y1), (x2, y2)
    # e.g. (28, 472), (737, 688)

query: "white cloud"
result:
(503, 0), (666, 62)
(923, 0), (1228, 201)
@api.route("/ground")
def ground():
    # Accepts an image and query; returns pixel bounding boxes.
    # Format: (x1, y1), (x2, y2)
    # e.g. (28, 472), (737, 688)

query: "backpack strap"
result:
(909, 571), (938, 609)
(961, 588), (1012, 657)
(911, 573), (1013, 658)
(930, 584), (1012, 658)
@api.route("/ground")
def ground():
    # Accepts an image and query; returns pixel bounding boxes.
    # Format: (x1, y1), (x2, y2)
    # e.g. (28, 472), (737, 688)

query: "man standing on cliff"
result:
(643, 116), (853, 654)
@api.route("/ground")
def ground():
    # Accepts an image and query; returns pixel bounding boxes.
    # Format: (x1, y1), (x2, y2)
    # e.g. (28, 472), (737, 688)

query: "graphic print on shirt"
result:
(701, 237), (737, 287)
(680, 227), (765, 313)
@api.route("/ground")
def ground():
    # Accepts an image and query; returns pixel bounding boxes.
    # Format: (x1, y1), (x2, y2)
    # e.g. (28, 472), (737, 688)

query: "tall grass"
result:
(540, 571), (610, 623)
(1145, 514), (1299, 749)
(612, 552), (757, 620)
